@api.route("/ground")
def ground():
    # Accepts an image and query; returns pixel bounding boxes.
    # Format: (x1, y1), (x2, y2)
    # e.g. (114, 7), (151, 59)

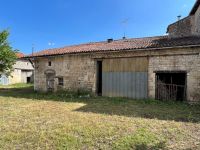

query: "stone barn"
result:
(0, 53), (34, 85)
(26, 1), (200, 103)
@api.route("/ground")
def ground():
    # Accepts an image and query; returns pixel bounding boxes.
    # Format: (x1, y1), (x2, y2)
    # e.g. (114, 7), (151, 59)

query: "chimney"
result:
(177, 15), (181, 21)
(107, 38), (113, 43)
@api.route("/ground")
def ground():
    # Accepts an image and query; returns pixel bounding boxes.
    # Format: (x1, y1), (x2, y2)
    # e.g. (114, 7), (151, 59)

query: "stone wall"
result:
(9, 69), (22, 84)
(194, 5), (200, 35)
(167, 16), (194, 38)
(34, 47), (200, 102)
(149, 52), (200, 102)
(167, 3), (200, 37)
(8, 59), (34, 85)
(14, 59), (34, 70)
(34, 55), (96, 92)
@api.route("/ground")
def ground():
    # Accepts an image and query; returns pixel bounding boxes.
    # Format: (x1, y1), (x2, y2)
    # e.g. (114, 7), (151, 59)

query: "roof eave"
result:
(23, 44), (200, 59)
(190, 0), (200, 15)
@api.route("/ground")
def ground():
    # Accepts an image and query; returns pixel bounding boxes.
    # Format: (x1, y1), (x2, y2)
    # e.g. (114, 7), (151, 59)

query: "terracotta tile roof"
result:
(26, 36), (200, 57)
(16, 52), (25, 58)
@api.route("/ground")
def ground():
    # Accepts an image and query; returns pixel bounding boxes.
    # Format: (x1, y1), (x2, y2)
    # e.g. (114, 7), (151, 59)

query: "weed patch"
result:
(113, 128), (166, 150)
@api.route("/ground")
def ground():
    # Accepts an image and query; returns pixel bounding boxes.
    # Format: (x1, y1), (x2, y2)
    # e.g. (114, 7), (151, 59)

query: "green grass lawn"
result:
(0, 84), (200, 150)
(0, 83), (33, 89)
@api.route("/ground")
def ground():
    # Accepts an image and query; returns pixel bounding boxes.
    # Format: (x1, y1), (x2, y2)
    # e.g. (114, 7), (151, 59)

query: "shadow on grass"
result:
(0, 87), (200, 123)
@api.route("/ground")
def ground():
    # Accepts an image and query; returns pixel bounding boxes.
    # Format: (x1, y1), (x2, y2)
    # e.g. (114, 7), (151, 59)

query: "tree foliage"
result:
(0, 30), (18, 76)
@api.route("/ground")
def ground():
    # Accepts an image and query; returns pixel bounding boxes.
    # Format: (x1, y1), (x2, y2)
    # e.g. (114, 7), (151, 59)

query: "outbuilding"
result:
(0, 53), (34, 85)
(26, 1), (200, 103)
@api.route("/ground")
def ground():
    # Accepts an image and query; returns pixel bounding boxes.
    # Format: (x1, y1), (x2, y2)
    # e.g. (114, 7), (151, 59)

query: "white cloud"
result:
(48, 42), (55, 46)
(182, 4), (187, 8)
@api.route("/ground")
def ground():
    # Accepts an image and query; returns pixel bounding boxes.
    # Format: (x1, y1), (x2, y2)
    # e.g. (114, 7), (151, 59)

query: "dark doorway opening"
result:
(156, 71), (187, 101)
(97, 61), (102, 96)
(27, 77), (31, 83)
(46, 73), (55, 92)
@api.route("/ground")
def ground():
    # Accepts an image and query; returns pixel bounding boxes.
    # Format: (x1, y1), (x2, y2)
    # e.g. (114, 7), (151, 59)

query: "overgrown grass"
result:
(0, 85), (200, 149)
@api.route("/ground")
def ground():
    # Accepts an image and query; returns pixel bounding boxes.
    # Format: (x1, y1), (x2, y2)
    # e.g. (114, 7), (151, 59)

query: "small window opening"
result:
(48, 61), (52, 66)
(58, 77), (64, 86)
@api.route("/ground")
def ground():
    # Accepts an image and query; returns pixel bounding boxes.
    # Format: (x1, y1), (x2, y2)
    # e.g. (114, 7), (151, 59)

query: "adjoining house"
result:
(26, 1), (200, 103)
(0, 53), (34, 85)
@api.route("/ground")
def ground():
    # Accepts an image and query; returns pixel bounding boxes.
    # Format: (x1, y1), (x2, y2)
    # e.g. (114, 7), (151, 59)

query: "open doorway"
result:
(155, 71), (187, 101)
(96, 61), (102, 96)
(27, 77), (31, 83)
(46, 73), (55, 92)
(45, 69), (56, 92)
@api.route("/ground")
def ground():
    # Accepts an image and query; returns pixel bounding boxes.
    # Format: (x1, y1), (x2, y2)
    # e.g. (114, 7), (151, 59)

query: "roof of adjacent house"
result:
(25, 35), (200, 58)
(16, 52), (25, 58)
(190, 0), (200, 15)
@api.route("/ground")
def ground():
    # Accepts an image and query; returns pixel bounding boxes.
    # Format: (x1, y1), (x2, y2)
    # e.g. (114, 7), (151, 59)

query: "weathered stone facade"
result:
(11, 59), (34, 84)
(148, 50), (200, 102)
(167, 1), (200, 38)
(34, 47), (200, 102)
(0, 59), (34, 85)
(33, 1), (200, 102)
(194, 4), (200, 35)
(34, 55), (96, 92)
(167, 16), (195, 38)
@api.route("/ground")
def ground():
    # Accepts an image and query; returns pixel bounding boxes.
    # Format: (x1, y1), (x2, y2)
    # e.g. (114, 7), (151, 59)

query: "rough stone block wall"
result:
(34, 47), (200, 102)
(149, 52), (200, 102)
(168, 4), (200, 38)
(167, 16), (194, 38)
(194, 5), (200, 35)
(34, 55), (96, 93)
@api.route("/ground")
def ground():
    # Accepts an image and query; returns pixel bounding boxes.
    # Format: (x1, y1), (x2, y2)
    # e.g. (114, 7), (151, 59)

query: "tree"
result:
(0, 30), (18, 76)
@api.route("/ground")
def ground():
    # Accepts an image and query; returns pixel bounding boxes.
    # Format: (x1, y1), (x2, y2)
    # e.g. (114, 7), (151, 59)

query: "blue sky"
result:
(0, 0), (196, 54)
